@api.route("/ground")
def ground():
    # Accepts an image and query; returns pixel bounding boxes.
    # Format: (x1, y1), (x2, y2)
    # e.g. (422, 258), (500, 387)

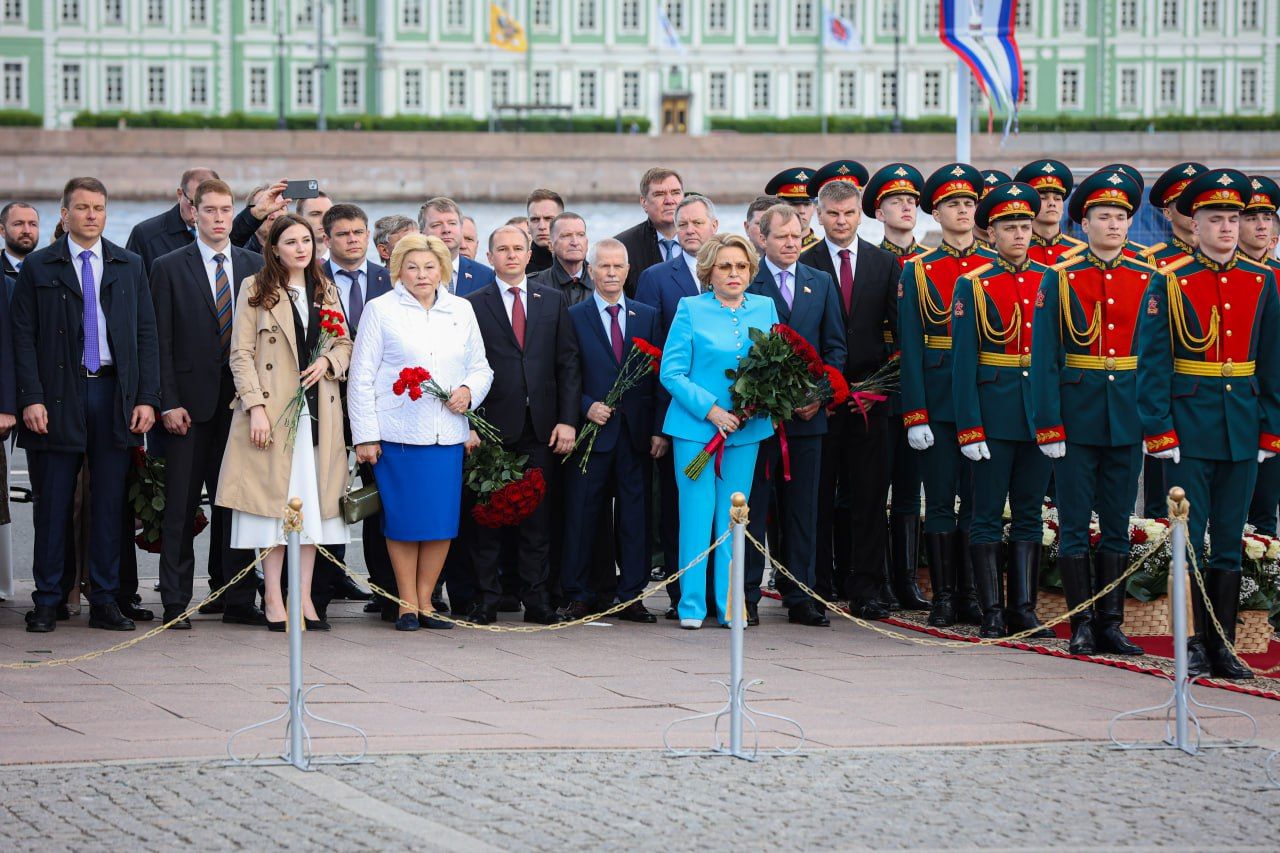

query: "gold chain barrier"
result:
(1183, 531), (1280, 678)
(746, 527), (1173, 648)
(315, 528), (732, 633)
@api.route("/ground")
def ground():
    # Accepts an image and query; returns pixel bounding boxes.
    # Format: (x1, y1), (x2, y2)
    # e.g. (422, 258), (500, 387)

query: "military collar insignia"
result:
(880, 239), (917, 257)
(1030, 232), (1063, 247)
(1083, 249), (1126, 271)
(1172, 236), (1196, 255)
(1193, 250), (1237, 273)
(939, 241), (981, 258)
(995, 256), (1034, 274)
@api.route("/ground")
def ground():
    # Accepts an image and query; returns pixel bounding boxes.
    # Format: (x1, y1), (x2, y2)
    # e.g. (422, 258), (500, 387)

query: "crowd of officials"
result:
(0, 158), (1277, 677)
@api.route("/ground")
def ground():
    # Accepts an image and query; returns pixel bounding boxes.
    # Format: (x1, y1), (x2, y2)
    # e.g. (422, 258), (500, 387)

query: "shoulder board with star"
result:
(1139, 242), (1167, 258)
(1161, 254), (1196, 276)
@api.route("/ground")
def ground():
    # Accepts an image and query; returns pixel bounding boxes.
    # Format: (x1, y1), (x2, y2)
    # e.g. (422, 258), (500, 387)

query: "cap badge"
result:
(795, 170), (809, 181)
(1216, 173), (1234, 186)
(836, 164), (850, 175)
(951, 166), (966, 177)
(1106, 173), (1123, 185)
(1042, 163), (1056, 173)
(893, 166), (908, 177)
(1182, 164), (1198, 176)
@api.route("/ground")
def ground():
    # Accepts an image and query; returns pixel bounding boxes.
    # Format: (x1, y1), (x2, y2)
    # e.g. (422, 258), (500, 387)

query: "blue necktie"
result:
(80, 250), (101, 372)
(660, 238), (678, 261)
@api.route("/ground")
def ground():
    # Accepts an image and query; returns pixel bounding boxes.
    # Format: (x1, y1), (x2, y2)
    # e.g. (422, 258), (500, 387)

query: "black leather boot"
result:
(1058, 552), (1096, 655)
(1204, 570), (1254, 680)
(970, 542), (1006, 638)
(1093, 550), (1145, 655)
(889, 514), (931, 609)
(879, 545), (901, 612)
(1187, 569), (1212, 678)
(1005, 541), (1055, 639)
(924, 531), (957, 627)
(952, 530), (984, 625)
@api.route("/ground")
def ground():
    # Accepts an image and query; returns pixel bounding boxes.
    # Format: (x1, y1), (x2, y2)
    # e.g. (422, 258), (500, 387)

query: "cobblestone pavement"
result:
(2, 745), (1278, 851)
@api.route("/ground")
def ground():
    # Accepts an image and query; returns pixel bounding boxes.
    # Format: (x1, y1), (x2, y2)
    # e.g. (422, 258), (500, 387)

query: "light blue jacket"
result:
(660, 291), (778, 445)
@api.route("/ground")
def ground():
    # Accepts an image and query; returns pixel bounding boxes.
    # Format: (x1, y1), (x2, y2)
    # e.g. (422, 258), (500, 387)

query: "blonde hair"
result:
(695, 233), (760, 287)
(390, 233), (453, 287)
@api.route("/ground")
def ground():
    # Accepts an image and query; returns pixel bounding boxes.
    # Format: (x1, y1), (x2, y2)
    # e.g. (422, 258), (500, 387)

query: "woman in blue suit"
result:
(661, 233), (778, 629)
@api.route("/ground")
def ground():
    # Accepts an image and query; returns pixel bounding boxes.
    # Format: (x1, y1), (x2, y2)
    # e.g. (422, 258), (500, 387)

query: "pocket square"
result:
(803, 286), (812, 293)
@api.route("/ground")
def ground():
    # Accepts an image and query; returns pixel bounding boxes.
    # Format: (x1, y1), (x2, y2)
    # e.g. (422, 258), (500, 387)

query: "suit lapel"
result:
(268, 291), (298, 357)
(753, 267), (789, 322)
(846, 242), (870, 323)
(482, 284), (521, 349)
(789, 266), (814, 330)
(185, 244), (219, 320)
(524, 281), (547, 343)
(672, 257), (698, 297)
(586, 301), (619, 364)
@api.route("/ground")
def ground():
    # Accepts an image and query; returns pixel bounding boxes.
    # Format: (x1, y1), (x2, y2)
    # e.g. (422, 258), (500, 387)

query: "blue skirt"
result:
(373, 442), (463, 541)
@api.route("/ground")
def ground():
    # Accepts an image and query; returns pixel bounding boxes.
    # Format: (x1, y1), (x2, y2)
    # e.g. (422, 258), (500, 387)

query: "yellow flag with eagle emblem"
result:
(489, 3), (527, 52)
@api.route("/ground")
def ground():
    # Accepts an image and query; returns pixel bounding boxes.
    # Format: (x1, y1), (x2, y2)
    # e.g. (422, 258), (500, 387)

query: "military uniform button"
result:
(1024, 322), (1031, 329)
(1180, 279), (1188, 285)
(1108, 349), (1116, 356)
(1108, 375), (1115, 381)
(1226, 384), (1233, 392)
(1140, 274), (1148, 280)
(1105, 273), (1113, 280)
(1105, 357), (1117, 370)
(1023, 299), (1030, 305)
(1022, 371), (1029, 377)
(1221, 276), (1229, 283)
(1068, 273), (1076, 280)
(1107, 298), (1115, 305)
(1226, 330), (1233, 337)
(1223, 303), (1231, 310)
(1107, 323), (1115, 330)
(1017, 277), (1024, 283)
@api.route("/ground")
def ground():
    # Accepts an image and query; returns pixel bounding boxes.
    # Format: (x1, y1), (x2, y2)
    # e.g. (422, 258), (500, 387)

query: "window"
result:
(2, 0), (21, 22)
(444, 0), (465, 30)
(621, 70), (641, 111)
(1058, 67), (1081, 110)
(531, 0), (552, 30)
(708, 71), (728, 112)
(402, 69), (422, 110)
(189, 65), (208, 107)
(837, 70), (857, 110)
(1062, 0), (1082, 30)
(750, 0), (772, 33)
(577, 70), (597, 111)
(296, 0), (313, 25)
(663, 0), (686, 31)
(1160, 0), (1180, 30)
(147, 65), (166, 107)
(1020, 67), (1035, 109)
(921, 0), (938, 32)
(532, 69), (552, 104)
(794, 0), (815, 32)
(751, 70), (771, 111)
(794, 70), (814, 112)
(490, 68), (510, 106)
(576, 0), (597, 31)
(1239, 67), (1260, 109)
(249, 0), (267, 25)
(1199, 0), (1218, 29)
(294, 67), (315, 110)
(189, 0), (206, 25)
(1198, 67), (1219, 108)
(922, 69), (941, 111)
(2, 61), (24, 107)
(341, 66), (362, 110)
(104, 65), (124, 107)
(834, 0), (856, 18)
(1241, 0), (1260, 30)
(249, 66), (269, 109)
(707, 0), (729, 32)
(61, 63), (82, 106)
(619, 0), (641, 32)
(147, 0), (165, 25)
(60, 0), (80, 23)
(340, 0), (359, 27)
(103, 0), (123, 24)
(1159, 67), (1180, 108)
(879, 0), (900, 35)
(879, 70), (897, 111)
(401, 0), (420, 26)
(1119, 0), (1139, 30)
(1014, 0), (1032, 29)
(1118, 67), (1139, 109)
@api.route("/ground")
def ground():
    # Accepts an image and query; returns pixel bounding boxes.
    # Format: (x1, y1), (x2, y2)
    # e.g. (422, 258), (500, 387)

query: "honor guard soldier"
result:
(766, 167), (823, 252)
(974, 170), (1012, 248)
(1141, 161), (1208, 270)
(951, 182), (1055, 638)
(899, 163), (994, 627)
(864, 162), (931, 609)
(1031, 167), (1150, 658)
(1242, 176), (1280, 535)
(1137, 168), (1280, 681)
(1016, 159), (1087, 266)
(1100, 163), (1150, 257)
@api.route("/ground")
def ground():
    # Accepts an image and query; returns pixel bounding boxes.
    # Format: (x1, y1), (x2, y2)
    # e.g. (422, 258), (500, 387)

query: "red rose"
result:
(399, 367), (418, 383)
(824, 365), (850, 407)
(408, 385), (423, 401)
(393, 379), (406, 396)
(1131, 527), (1149, 544)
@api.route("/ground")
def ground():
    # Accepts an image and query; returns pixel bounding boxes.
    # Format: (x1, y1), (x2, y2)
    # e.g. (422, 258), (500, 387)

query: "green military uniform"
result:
(1031, 168), (1151, 657)
(1016, 159), (1088, 267)
(899, 162), (994, 627)
(1244, 175), (1280, 535)
(1138, 168), (1280, 680)
(951, 181), (1054, 638)
(766, 166), (826, 251)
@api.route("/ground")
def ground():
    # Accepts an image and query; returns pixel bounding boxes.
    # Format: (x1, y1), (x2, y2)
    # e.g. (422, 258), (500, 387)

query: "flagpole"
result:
(525, 0), (533, 105)
(955, 59), (970, 163)
(818, 11), (827, 135)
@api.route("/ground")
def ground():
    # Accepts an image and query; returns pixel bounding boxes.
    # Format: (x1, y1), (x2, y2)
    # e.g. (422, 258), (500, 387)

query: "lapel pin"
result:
(532, 292), (542, 298)
(803, 286), (812, 293)
(465, 272), (473, 278)
(627, 310), (636, 316)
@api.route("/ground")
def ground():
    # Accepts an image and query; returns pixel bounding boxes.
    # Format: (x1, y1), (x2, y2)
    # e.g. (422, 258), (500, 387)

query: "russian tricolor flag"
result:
(939, 0), (1024, 121)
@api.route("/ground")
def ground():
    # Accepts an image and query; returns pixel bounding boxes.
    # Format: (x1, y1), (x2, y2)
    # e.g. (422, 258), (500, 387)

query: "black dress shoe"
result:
(26, 605), (70, 624)
(198, 600), (226, 615)
(222, 604), (268, 626)
(745, 602), (760, 627)
(665, 606), (679, 620)
(88, 603), (136, 631)
(163, 607), (192, 630)
(431, 595), (450, 614)
(524, 606), (564, 625)
(331, 574), (373, 601)
(848, 601), (891, 620)
(616, 602), (657, 623)
(363, 600), (382, 613)
(496, 594), (522, 613)
(788, 603), (830, 627)
(558, 601), (593, 621)
(26, 605), (57, 633)
(304, 618), (331, 631)
(117, 600), (155, 622)
(463, 605), (495, 625)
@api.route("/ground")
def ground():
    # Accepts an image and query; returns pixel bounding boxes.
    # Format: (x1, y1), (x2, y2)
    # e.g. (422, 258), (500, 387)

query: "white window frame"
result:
(146, 0), (166, 26)
(146, 64), (167, 109)
(1117, 66), (1140, 110)
(920, 0), (938, 33)
(749, 0), (774, 35)
(402, 68), (423, 111)
(1014, 0), (1032, 29)
(490, 68), (511, 108)
(577, 69), (598, 111)
(621, 70), (641, 111)
(1197, 65), (1220, 110)
(102, 0), (124, 24)
(293, 65), (316, 111)
(706, 0), (730, 33)
(1, 0), (24, 24)
(400, 0), (422, 29)
(339, 0), (361, 29)
(445, 69), (468, 112)
(751, 69), (772, 112)
(532, 69), (552, 104)
(61, 62), (83, 107)
(247, 64), (271, 111)
(574, 0), (599, 33)
(103, 63), (126, 108)
(707, 70), (729, 113)
(443, 0), (467, 32)
(339, 64), (364, 112)
(663, 0), (687, 33)
(1119, 0), (1139, 30)
(1020, 67), (1036, 110)
(878, 0), (900, 36)
(188, 64), (210, 109)
(837, 69), (857, 111)
(1158, 66), (1181, 109)
(922, 69), (942, 112)
(1057, 65), (1083, 111)
(1160, 0), (1181, 31)
(1061, 0), (1083, 31)
(188, 0), (208, 26)
(59, 0), (81, 24)
(879, 70), (898, 112)
(248, 0), (268, 26)
(1199, 0), (1219, 30)
(531, 0), (554, 32)
(1240, 0), (1260, 31)
(794, 0), (816, 33)
(1, 59), (27, 109)
(793, 70), (815, 114)
(1238, 66), (1261, 110)
(618, 0), (642, 33)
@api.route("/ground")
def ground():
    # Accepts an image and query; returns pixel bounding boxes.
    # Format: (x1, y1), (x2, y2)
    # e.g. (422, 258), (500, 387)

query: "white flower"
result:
(1240, 576), (1260, 603)
(1244, 539), (1266, 561)
(1042, 528), (1056, 547)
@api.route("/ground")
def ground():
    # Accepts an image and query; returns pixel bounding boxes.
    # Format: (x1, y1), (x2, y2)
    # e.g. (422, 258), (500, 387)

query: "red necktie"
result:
(509, 286), (526, 348)
(839, 249), (854, 314)
(606, 304), (624, 362)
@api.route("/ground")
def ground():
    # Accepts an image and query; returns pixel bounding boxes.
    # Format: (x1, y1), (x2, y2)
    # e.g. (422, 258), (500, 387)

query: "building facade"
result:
(1, 0), (1276, 131)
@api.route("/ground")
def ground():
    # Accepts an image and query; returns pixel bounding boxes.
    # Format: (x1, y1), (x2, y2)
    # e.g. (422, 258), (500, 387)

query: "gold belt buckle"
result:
(1103, 356), (1117, 371)
(1019, 354), (1031, 368)
(1222, 359), (1235, 377)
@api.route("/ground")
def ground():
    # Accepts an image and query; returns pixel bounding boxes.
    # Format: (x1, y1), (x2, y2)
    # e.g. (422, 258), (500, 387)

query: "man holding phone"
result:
(227, 178), (314, 253)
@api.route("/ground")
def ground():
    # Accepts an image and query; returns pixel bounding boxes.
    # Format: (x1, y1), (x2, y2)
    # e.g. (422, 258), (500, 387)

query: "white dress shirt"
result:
(499, 276), (530, 325)
(197, 238), (235, 318)
(826, 237), (858, 278)
(3, 250), (22, 273)
(763, 257), (798, 298)
(594, 291), (627, 341)
(68, 236), (113, 366)
(682, 251), (699, 287)
(330, 260), (367, 316)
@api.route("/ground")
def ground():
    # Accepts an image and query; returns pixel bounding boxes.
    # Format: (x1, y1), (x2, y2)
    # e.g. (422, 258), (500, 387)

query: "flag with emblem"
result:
(939, 0), (1024, 129)
(823, 7), (862, 51)
(488, 3), (526, 53)
(656, 2), (686, 54)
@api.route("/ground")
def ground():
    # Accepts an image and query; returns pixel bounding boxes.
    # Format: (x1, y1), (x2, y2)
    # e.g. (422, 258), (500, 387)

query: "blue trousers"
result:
(32, 375), (131, 608)
(1052, 442), (1140, 557)
(1247, 454), (1280, 535)
(969, 438), (1051, 545)
(1176, 456), (1258, 574)
(672, 438), (759, 623)
(918, 421), (973, 535)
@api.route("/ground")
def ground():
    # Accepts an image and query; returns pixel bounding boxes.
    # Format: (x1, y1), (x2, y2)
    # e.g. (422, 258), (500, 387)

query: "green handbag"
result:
(340, 456), (381, 525)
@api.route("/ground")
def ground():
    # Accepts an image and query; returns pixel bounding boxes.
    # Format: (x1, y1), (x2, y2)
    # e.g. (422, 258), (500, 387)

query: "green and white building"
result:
(1, 0), (1277, 131)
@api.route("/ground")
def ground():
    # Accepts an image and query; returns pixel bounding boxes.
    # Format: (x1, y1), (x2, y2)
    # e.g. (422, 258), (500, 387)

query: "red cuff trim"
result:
(957, 427), (987, 446)
(903, 409), (929, 427)
(1262, 433), (1280, 453)
(1145, 431), (1180, 453)
(1036, 426), (1066, 445)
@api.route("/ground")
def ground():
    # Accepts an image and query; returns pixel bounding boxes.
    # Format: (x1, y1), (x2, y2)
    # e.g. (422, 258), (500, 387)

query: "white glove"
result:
(1040, 441), (1066, 460)
(907, 424), (934, 450)
(961, 441), (990, 462)
(1260, 450), (1276, 464)
(1148, 447), (1180, 464)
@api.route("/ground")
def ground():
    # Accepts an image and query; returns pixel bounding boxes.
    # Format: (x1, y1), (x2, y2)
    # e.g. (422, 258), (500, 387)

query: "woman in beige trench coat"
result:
(217, 214), (353, 631)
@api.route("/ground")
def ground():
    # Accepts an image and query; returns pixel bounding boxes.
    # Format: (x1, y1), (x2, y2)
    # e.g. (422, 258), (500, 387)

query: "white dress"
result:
(230, 284), (352, 549)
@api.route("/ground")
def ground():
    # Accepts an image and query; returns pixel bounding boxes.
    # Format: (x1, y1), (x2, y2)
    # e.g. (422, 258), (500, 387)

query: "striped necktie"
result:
(213, 253), (233, 356)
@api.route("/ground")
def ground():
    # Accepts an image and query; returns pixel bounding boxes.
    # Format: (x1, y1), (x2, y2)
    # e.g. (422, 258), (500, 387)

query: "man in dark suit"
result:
(464, 224), (581, 625)
(559, 238), (665, 622)
(615, 167), (684, 297)
(798, 166), (901, 619)
(419, 197), (496, 297)
(228, 180), (292, 253)
(150, 179), (265, 628)
(1, 201), (40, 281)
(745, 203), (847, 626)
(126, 167), (219, 273)
(525, 188), (563, 274)
(528, 212), (594, 307)
(14, 177), (161, 633)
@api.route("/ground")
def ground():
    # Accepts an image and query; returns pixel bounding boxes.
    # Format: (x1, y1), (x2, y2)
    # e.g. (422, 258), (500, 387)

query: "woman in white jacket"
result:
(348, 234), (493, 631)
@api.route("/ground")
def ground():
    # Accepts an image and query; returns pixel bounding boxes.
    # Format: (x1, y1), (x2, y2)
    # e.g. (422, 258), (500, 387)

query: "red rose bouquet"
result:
(272, 307), (346, 449)
(565, 337), (662, 474)
(127, 447), (207, 554)
(845, 354), (901, 423)
(393, 365), (502, 444)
